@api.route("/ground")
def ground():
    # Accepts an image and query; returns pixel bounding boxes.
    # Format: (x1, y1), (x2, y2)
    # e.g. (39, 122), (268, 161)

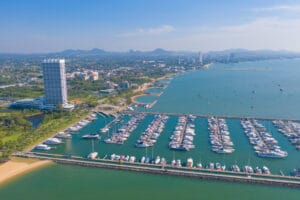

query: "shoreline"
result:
(0, 157), (52, 185)
(130, 73), (175, 105)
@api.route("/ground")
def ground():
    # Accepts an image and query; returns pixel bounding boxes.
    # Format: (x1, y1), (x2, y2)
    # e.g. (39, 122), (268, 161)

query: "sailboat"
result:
(87, 140), (98, 160)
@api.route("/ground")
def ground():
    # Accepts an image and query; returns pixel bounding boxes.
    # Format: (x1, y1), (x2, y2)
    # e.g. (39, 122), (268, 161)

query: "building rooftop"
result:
(42, 59), (65, 64)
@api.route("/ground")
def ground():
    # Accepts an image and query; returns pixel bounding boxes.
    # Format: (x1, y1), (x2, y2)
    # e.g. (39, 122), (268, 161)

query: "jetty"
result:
(15, 152), (300, 188)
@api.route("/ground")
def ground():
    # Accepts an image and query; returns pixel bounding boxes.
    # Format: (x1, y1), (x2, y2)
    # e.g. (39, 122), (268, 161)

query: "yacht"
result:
(35, 144), (51, 150)
(196, 162), (202, 168)
(44, 138), (62, 145)
(140, 156), (146, 163)
(154, 156), (161, 164)
(87, 152), (98, 159)
(129, 156), (136, 163)
(186, 158), (193, 168)
(82, 134), (100, 139)
(56, 132), (72, 139)
(262, 166), (271, 174)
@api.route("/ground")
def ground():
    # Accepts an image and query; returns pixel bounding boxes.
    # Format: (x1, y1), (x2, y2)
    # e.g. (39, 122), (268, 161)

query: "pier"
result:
(15, 152), (300, 188)
(100, 114), (120, 133)
(123, 111), (300, 122)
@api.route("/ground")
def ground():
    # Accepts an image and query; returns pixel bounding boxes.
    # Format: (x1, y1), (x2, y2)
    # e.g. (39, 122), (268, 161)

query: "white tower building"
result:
(42, 59), (68, 106)
(199, 51), (203, 66)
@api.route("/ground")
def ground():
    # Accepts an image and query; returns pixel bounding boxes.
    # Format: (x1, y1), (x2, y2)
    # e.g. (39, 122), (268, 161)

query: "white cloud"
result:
(117, 25), (175, 37)
(152, 17), (300, 52)
(252, 5), (300, 12)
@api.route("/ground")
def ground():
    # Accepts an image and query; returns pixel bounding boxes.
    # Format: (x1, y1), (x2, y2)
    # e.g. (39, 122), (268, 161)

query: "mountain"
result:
(0, 48), (299, 61)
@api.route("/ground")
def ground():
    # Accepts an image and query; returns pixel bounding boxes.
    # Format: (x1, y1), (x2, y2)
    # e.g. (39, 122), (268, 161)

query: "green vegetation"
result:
(0, 108), (88, 162)
(0, 86), (44, 99)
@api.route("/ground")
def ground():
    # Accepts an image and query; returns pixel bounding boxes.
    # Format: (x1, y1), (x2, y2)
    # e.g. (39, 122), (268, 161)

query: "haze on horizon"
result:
(1, 0), (300, 53)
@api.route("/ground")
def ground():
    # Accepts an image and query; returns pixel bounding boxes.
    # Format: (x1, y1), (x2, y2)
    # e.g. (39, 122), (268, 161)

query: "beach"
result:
(0, 157), (51, 185)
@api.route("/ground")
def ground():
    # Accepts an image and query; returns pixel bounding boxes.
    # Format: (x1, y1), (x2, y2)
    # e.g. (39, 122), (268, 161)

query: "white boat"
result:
(44, 138), (62, 145)
(196, 162), (202, 168)
(35, 144), (51, 150)
(171, 159), (176, 166)
(87, 152), (98, 159)
(87, 140), (98, 159)
(101, 128), (109, 133)
(82, 134), (100, 139)
(56, 132), (72, 139)
(129, 156), (136, 163)
(140, 156), (146, 163)
(154, 156), (161, 164)
(262, 166), (271, 174)
(186, 158), (193, 168)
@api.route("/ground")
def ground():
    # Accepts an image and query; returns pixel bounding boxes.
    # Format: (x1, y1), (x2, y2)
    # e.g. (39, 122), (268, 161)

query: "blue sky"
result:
(1, 0), (300, 53)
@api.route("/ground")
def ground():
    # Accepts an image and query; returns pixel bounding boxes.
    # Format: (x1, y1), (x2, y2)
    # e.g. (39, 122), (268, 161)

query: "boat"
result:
(129, 156), (136, 163)
(160, 157), (166, 165)
(215, 162), (221, 170)
(87, 140), (98, 159)
(290, 168), (300, 177)
(231, 165), (240, 172)
(176, 159), (182, 167)
(82, 134), (100, 139)
(87, 152), (98, 159)
(154, 156), (161, 164)
(196, 162), (202, 168)
(35, 144), (51, 150)
(186, 158), (193, 168)
(262, 166), (271, 174)
(44, 138), (62, 145)
(56, 132), (72, 139)
(140, 156), (146, 163)
(171, 159), (176, 166)
(101, 128), (109, 133)
(254, 167), (262, 174)
(221, 163), (226, 171)
(257, 151), (288, 158)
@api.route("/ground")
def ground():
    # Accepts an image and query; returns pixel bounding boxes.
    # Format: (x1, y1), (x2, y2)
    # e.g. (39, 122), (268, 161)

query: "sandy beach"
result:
(0, 157), (51, 185)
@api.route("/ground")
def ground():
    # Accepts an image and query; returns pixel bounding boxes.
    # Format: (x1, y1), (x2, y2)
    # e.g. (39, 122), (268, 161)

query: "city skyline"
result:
(1, 0), (300, 53)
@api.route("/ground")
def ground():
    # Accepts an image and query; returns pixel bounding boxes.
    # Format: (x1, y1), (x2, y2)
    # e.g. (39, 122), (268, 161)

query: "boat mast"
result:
(91, 140), (95, 152)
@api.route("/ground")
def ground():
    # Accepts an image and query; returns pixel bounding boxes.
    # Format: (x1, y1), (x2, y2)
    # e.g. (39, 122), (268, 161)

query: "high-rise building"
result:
(42, 59), (68, 105)
(199, 51), (203, 66)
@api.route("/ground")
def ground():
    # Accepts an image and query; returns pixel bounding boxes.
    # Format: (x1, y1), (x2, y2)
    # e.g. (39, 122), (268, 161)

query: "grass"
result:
(0, 108), (90, 161)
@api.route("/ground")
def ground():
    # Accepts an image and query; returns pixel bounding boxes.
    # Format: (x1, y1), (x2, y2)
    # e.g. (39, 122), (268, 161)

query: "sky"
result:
(1, 0), (300, 53)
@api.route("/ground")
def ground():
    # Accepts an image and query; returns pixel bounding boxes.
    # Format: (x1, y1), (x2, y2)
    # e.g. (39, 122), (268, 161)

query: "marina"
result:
(241, 119), (288, 158)
(169, 115), (196, 151)
(31, 111), (300, 178)
(136, 114), (168, 148)
(208, 117), (235, 154)
(104, 113), (145, 144)
(273, 120), (300, 150)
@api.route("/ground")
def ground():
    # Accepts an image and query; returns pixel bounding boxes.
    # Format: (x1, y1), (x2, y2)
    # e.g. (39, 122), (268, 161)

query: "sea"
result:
(1, 58), (300, 199)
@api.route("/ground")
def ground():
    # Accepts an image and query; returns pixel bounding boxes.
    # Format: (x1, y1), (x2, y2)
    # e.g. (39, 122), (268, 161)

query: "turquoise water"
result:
(1, 164), (299, 200)
(2, 59), (300, 199)
(136, 95), (158, 104)
(151, 59), (300, 119)
(36, 114), (300, 174)
(146, 87), (164, 94)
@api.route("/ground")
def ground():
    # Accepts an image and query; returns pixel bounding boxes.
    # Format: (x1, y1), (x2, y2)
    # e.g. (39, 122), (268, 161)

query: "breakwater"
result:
(124, 111), (300, 122)
(15, 152), (300, 188)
